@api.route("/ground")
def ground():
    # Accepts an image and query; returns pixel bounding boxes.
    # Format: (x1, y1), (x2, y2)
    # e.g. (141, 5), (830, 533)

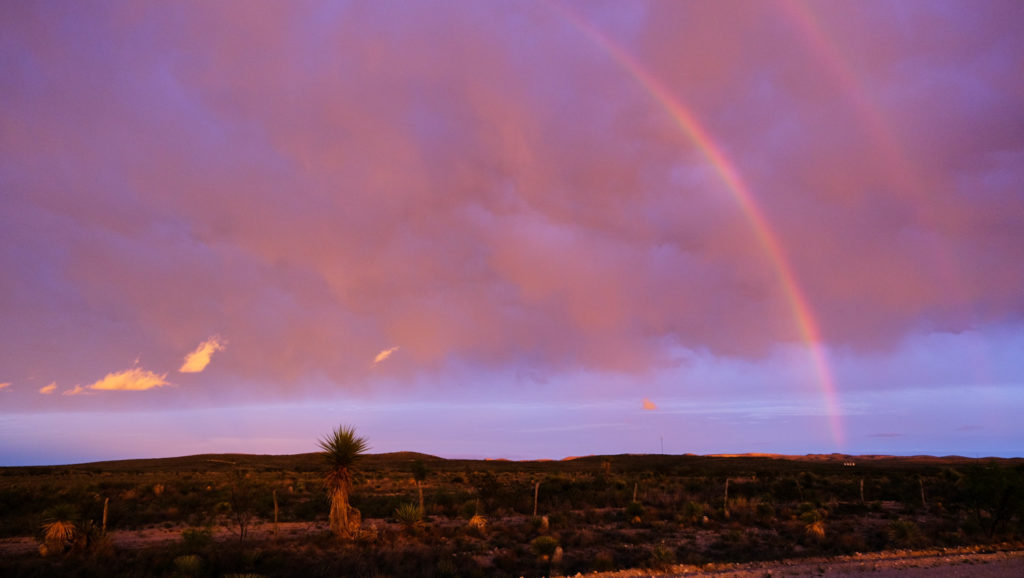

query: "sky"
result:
(2, 1), (1023, 466)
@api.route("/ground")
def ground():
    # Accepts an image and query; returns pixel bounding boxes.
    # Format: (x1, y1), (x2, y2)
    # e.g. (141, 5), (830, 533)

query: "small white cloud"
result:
(180, 336), (227, 373)
(373, 346), (400, 366)
(90, 368), (170, 391)
(39, 382), (57, 395)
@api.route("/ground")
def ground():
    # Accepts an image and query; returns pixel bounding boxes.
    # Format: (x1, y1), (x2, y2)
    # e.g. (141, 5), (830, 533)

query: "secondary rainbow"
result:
(555, 4), (844, 445)
(780, 0), (968, 314)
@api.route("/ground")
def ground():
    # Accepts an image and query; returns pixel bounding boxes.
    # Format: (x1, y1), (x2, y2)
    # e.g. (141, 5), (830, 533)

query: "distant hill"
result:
(0, 451), (445, 474)
(2, 451), (1019, 475)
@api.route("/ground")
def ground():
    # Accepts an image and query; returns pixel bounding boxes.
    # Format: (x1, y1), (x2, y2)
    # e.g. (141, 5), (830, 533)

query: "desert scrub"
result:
(180, 527), (214, 552)
(530, 534), (559, 560)
(173, 554), (204, 576)
(394, 502), (423, 532)
(647, 544), (676, 570)
(626, 500), (645, 523)
(888, 518), (924, 547)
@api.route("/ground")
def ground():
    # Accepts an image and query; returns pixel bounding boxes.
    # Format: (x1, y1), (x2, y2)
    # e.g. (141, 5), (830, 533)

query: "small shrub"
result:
(888, 519), (923, 548)
(680, 501), (705, 525)
(531, 535), (559, 560)
(181, 527), (213, 552)
(593, 550), (616, 571)
(394, 503), (422, 531)
(173, 554), (203, 576)
(648, 545), (676, 570)
(529, 515), (549, 534)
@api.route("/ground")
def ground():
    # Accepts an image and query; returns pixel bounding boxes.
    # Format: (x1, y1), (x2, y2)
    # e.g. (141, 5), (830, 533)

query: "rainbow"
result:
(781, 0), (966, 307)
(553, 4), (844, 445)
(780, 0), (918, 196)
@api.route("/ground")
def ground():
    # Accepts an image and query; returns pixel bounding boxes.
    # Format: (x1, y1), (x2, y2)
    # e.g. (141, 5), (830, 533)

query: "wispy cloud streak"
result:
(373, 347), (400, 366)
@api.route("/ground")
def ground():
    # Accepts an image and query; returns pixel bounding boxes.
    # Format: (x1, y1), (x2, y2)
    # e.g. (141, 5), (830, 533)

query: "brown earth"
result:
(0, 520), (325, 556)
(4, 522), (1022, 577)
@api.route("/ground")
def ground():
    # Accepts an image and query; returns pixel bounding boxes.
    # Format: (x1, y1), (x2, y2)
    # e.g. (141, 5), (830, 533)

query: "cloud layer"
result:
(0, 1), (1021, 448)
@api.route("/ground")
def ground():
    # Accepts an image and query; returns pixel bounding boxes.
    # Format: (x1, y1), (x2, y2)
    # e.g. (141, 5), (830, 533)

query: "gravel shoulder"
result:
(588, 545), (1024, 577)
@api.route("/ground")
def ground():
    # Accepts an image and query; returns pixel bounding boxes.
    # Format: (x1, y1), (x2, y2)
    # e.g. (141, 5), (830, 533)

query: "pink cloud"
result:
(38, 383), (57, 395)
(372, 347), (400, 366)
(180, 336), (227, 373)
(90, 368), (170, 392)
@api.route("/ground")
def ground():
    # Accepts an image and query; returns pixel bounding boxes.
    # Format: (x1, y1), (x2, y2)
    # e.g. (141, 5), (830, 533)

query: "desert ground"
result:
(2, 452), (1022, 576)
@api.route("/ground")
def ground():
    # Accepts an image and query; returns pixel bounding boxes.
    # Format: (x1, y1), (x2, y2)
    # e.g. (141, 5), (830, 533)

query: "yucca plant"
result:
(394, 502), (423, 532)
(466, 513), (487, 538)
(40, 504), (79, 556)
(800, 508), (826, 541)
(319, 424), (368, 538)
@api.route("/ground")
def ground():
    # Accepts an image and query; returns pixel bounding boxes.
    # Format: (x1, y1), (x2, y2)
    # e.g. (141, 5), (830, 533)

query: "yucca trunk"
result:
(329, 485), (350, 536)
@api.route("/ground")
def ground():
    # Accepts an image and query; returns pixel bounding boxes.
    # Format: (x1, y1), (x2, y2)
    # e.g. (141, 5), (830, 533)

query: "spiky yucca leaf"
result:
(42, 520), (76, 544)
(805, 520), (826, 540)
(394, 503), (422, 525)
(318, 425), (368, 471)
(41, 503), (79, 549)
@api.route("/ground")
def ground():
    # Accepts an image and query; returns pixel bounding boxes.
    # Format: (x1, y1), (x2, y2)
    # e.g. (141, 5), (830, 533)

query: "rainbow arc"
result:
(553, 4), (844, 445)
